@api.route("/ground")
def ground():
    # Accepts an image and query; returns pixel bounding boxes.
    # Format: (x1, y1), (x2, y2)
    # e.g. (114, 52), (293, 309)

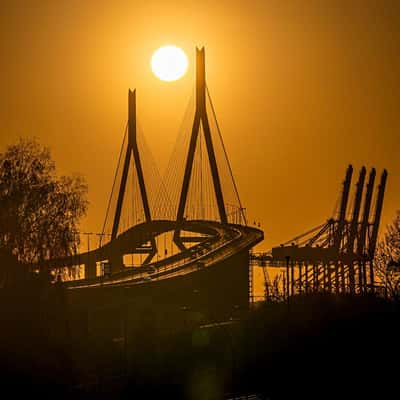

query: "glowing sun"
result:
(151, 46), (188, 81)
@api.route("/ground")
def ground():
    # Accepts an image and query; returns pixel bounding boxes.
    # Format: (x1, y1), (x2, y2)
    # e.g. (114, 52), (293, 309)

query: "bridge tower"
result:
(174, 47), (227, 250)
(112, 89), (152, 238)
(109, 89), (156, 271)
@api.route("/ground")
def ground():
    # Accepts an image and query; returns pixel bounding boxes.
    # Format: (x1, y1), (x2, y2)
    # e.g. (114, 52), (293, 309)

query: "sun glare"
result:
(151, 46), (188, 82)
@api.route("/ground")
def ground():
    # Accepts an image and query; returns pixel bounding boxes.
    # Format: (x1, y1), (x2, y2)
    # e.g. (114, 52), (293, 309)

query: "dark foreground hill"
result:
(0, 288), (398, 399)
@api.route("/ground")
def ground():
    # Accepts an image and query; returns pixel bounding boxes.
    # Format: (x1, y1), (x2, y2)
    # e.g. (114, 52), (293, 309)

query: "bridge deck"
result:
(64, 221), (263, 290)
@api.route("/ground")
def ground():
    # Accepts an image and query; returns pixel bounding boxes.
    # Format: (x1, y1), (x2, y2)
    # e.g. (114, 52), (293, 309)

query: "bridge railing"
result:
(226, 205), (247, 226)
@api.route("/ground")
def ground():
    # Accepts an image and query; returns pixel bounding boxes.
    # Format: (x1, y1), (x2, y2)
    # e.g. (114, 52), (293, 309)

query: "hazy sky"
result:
(0, 0), (399, 251)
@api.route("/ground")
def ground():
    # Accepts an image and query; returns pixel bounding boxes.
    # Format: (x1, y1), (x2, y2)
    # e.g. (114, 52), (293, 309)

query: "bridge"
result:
(40, 47), (263, 326)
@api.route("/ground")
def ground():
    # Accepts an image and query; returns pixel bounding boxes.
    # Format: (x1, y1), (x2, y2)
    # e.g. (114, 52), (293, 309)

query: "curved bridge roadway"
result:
(51, 221), (263, 290)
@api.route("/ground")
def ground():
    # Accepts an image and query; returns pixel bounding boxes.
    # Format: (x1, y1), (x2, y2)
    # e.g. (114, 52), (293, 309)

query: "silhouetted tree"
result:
(375, 210), (400, 301)
(0, 138), (88, 269)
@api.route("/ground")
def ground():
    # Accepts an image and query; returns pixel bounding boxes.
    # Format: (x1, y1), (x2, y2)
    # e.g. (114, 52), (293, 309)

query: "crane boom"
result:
(357, 169), (376, 258)
(334, 165), (353, 252)
(347, 167), (366, 255)
(368, 169), (388, 259)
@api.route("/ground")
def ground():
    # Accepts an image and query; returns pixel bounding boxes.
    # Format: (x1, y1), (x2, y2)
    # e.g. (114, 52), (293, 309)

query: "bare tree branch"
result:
(0, 138), (88, 273)
(374, 210), (400, 301)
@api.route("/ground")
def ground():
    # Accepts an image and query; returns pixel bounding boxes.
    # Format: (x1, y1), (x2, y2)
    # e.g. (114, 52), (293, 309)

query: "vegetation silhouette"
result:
(0, 138), (87, 283)
(375, 210), (400, 300)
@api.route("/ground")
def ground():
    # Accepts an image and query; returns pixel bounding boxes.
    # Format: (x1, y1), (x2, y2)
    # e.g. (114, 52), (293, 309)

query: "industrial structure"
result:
(252, 165), (387, 300)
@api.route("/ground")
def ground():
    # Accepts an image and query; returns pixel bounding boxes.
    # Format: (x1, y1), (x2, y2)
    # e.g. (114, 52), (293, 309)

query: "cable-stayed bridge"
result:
(41, 48), (263, 324)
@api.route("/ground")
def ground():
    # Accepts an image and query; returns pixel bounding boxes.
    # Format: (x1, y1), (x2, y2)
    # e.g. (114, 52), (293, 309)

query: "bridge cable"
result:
(206, 86), (247, 225)
(100, 123), (128, 245)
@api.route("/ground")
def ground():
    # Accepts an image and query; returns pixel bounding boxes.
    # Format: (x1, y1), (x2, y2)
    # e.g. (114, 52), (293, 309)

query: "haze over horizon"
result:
(1, 0), (399, 251)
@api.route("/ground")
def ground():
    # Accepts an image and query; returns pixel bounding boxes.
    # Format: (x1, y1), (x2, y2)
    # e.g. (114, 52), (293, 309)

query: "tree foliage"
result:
(375, 210), (400, 300)
(0, 138), (88, 265)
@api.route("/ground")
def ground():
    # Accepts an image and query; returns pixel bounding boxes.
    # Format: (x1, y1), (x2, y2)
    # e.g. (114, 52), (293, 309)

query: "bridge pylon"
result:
(174, 47), (227, 250)
(110, 89), (156, 267)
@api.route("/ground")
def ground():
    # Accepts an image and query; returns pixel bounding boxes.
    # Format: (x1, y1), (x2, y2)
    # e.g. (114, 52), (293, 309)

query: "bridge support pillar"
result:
(110, 254), (124, 274)
(85, 260), (97, 280)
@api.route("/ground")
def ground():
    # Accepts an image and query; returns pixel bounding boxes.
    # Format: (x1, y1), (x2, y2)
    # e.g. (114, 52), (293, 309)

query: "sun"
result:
(151, 45), (188, 82)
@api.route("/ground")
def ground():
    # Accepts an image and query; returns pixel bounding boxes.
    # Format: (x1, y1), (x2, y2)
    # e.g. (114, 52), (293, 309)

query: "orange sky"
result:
(0, 0), (399, 251)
